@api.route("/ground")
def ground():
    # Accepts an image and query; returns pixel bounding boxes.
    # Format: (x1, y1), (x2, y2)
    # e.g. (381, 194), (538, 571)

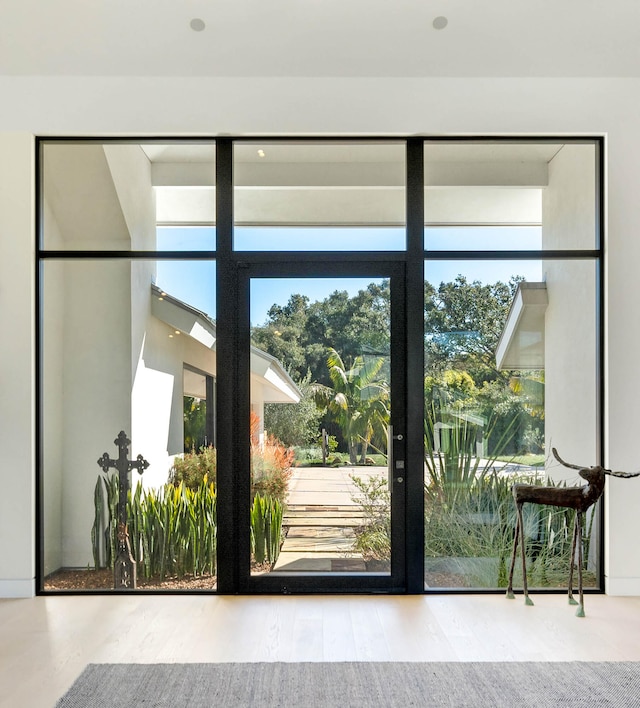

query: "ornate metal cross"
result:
(97, 430), (149, 589)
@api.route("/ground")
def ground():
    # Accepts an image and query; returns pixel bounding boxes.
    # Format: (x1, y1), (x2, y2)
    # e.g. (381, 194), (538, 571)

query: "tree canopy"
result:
(424, 275), (522, 382)
(252, 281), (390, 386)
(251, 273), (543, 458)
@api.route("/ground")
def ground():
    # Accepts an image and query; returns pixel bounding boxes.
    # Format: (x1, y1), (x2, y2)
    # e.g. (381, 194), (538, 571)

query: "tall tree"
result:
(313, 348), (390, 464)
(424, 275), (521, 383)
(263, 371), (323, 447)
(252, 280), (391, 385)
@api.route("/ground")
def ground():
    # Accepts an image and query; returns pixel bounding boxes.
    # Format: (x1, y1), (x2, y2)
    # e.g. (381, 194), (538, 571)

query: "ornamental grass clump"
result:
(92, 416), (293, 580)
(250, 494), (284, 565)
(92, 474), (217, 580)
(127, 477), (218, 580)
(423, 470), (598, 589)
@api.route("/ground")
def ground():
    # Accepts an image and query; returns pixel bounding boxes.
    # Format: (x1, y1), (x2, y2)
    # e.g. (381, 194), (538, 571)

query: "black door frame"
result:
(214, 138), (426, 594)
(233, 261), (407, 593)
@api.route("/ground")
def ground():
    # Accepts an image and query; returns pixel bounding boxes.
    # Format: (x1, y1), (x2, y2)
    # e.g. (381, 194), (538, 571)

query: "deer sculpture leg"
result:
(575, 511), (585, 617)
(567, 514), (579, 606)
(506, 501), (533, 605)
(567, 511), (586, 616)
(506, 511), (519, 600)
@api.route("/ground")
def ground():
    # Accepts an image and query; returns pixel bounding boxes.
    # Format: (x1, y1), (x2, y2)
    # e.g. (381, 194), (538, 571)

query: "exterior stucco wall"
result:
(542, 144), (598, 479)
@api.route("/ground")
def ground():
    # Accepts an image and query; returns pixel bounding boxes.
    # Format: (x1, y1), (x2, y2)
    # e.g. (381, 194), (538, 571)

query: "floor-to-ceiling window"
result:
(37, 137), (603, 595)
(422, 140), (601, 590)
(39, 141), (220, 591)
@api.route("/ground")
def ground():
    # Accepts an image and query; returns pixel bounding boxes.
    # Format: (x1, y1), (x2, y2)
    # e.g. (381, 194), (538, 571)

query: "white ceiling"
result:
(2, 0), (640, 78)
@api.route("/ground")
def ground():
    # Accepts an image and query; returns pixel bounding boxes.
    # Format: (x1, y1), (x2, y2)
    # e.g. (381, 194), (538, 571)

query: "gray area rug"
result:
(55, 662), (640, 707)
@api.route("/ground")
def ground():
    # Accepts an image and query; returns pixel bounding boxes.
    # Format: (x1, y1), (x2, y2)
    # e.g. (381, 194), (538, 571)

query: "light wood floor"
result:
(1, 593), (639, 708)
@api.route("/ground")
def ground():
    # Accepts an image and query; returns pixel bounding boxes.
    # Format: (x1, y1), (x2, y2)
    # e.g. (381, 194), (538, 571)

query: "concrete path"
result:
(271, 466), (387, 573)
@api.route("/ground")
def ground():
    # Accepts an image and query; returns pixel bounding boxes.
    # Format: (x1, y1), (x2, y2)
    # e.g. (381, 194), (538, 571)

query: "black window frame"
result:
(35, 135), (605, 596)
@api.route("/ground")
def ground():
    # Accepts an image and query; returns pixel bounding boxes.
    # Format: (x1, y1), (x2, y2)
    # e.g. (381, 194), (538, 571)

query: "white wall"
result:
(1, 76), (640, 595)
(542, 144), (598, 475)
(60, 261), (132, 568)
(0, 133), (35, 597)
(41, 144), (135, 572)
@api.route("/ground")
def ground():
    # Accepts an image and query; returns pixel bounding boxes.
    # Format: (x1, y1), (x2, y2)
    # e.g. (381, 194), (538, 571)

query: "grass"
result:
(495, 454), (545, 466)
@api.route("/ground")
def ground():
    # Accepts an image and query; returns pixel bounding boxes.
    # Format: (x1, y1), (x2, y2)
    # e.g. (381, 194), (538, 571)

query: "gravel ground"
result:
(44, 568), (218, 591)
(44, 567), (467, 591)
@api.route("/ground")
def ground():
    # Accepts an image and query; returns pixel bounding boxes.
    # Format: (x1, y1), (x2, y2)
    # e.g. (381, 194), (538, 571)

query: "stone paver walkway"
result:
(271, 466), (387, 573)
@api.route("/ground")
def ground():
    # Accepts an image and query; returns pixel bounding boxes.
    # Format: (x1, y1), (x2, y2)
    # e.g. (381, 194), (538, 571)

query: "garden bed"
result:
(44, 568), (218, 591)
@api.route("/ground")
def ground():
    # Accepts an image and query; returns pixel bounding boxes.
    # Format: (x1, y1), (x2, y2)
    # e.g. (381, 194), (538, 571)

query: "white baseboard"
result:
(605, 576), (640, 596)
(0, 578), (35, 598)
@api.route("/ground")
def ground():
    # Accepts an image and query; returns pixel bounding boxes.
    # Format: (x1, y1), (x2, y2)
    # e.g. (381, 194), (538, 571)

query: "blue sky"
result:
(155, 226), (543, 324)
(235, 226), (406, 252)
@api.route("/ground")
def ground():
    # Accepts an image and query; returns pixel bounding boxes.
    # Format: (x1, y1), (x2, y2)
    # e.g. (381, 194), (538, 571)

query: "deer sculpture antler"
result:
(506, 448), (640, 617)
(552, 448), (640, 478)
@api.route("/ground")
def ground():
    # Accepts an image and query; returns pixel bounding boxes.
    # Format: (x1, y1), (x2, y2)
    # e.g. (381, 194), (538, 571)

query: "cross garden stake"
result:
(97, 431), (149, 589)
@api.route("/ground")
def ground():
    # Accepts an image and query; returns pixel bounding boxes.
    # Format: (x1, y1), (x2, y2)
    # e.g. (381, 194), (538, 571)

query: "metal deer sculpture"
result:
(506, 447), (640, 617)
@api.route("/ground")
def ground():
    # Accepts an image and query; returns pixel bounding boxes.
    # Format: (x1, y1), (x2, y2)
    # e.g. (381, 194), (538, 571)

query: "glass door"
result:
(238, 262), (406, 592)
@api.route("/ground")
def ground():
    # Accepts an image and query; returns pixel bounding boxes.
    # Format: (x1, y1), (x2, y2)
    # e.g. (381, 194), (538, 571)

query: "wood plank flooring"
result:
(1, 593), (639, 708)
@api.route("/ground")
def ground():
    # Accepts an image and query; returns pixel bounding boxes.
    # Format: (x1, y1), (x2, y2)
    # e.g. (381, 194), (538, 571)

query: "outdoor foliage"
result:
(313, 348), (390, 464)
(91, 472), (118, 570)
(92, 473), (217, 579)
(170, 421), (294, 506)
(92, 473), (287, 577)
(169, 445), (217, 489)
(424, 275), (520, 381)
(349, 474), (391, 563)
(93, 413), (294, 577)
(250, 411), (295, 504)
(251, 281), (391, 386)
(250, 494), (284, 565)
(183, 396), (208, 452)
(264, 371), (323, 447)
(251, 435), (295, 503)
(128, 478), (218, 580)
(424, 394), (520, 508)
(424, 469), (598, 589)
(424, 275), (544, 459)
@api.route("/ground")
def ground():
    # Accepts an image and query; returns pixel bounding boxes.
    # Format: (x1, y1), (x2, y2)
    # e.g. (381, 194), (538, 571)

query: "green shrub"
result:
(293, 446), (322, 463)
(349, 474), (391, 562)
(251, 433), (294, 504)
(169, 446), (216, 489)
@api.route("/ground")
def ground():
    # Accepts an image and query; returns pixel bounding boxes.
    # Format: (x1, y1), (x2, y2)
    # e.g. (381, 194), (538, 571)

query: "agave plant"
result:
(424, 399), (519, 509)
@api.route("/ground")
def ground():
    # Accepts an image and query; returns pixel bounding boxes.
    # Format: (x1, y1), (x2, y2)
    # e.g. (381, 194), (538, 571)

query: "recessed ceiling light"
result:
(190, 18), (206, 32)
(257, 149), (266, 158)
(432, 16), (448, 30)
